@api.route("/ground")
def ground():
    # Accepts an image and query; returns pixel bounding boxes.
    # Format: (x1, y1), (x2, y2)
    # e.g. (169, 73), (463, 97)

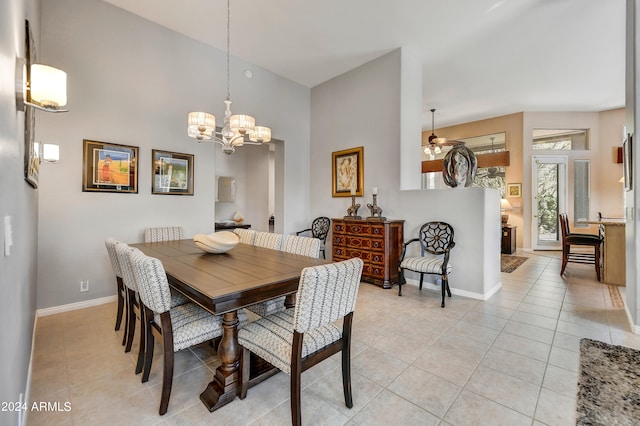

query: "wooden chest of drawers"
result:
(332, 218), (404, 289)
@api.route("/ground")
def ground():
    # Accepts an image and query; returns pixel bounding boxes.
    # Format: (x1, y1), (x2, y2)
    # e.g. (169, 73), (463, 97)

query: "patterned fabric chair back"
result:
(254, 232), (284, 250)
(293, 257), (363, 334)
(128, 249), (172, 315)
(419, 222), (455, 256)
(115, 242), (138, 292)
(105, 238), (122, 277)
(144, 226), (184, 243)
(233, 228), (256, 245)
(281, 235), (321, 258)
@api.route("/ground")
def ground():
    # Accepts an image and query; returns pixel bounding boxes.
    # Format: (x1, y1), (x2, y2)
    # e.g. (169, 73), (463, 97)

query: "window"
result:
(532, 129), (589, 150)
(574, 160), (590, 228)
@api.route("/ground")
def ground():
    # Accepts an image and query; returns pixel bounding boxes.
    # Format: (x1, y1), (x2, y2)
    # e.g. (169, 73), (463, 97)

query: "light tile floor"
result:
(28, 251), (640, 425)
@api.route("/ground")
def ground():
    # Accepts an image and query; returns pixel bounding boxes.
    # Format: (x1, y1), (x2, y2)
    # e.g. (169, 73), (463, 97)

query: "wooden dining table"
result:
(131, 238), (330, 412)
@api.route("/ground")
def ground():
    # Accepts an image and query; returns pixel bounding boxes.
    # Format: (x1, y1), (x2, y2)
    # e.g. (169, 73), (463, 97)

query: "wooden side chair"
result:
(233, 228), (256, 245)
(104, 238), (126, 338)
(254, 231), (284, 250)
(247, 235), (322, 318)
(238, 257), (364, 426)
(127, 248), (248, 415)
(559, 213), (603, 280)
(398, 221), (455, 307)
(144, 226), (184, 243)
(296, 216), (331, 258)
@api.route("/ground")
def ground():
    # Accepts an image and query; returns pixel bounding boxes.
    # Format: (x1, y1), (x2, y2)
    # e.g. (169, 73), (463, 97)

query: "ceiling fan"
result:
(423, 109), (465, 155)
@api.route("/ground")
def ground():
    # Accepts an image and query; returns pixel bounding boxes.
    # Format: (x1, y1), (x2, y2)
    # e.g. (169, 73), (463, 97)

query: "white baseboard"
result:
(623, 300), (640, 334)
(402, 278), (502, 301)
(36, 295), (117, 317)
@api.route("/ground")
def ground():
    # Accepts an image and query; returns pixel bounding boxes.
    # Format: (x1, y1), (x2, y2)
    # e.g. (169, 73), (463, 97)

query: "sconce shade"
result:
(188, 112), (215, 140)
(30, 64), (67, 108)
(249, 126), (271, 143)
(42, 143), (60, 163)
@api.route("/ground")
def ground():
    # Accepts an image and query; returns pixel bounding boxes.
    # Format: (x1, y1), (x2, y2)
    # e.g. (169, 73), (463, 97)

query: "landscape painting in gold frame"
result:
(332, 146), (364, 197)
(82, 139), (138, 193)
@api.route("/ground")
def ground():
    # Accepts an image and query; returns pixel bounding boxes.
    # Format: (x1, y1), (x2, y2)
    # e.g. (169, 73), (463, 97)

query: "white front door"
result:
(531, 156), (568, 250)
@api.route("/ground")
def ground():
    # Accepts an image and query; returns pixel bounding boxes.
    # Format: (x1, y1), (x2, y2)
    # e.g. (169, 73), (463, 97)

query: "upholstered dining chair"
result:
(127, 248), (248, 415)
(296, 216), (331, 258)
(233, 228), (256, 245)
(238, 257), (364, 426)
(144, 226), (184, 243)
(253, 231), (284, 250)
(559, 213), (603, 280)
(398, 221), (455, 308)
(114, 242), (145, 370)
(247, 235), (322, 318)
(104, 238), (126, 338)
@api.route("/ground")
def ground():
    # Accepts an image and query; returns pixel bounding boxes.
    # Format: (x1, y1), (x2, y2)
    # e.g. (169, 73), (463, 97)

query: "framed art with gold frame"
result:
(82, 139), (138, 193)
(332, 146), (364, 197)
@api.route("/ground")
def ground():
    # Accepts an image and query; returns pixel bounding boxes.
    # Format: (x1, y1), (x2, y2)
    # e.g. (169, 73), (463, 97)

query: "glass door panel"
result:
(532, 156), (567, 250)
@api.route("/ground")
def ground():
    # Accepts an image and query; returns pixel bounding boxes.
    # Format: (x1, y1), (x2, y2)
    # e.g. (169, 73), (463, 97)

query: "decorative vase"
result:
(442, 145), (477, 188)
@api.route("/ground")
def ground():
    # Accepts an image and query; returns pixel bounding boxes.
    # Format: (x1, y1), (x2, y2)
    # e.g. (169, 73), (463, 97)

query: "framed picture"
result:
(82, 139), (138, 193)
(152, 149), (194, 195)
(624, 133), (633, 192)
(332, 146), (364, 197)
(23, 19), (39, 188)
(507, 183), (522, 198)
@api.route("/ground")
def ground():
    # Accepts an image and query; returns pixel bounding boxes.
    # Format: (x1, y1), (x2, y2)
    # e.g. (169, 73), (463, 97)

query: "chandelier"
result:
(187, 0), (271, 155)
(424, 108), (446, 155)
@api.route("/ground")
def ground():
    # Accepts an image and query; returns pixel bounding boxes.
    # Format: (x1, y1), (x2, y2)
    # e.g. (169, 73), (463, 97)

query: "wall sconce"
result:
(15, 57), (68, 113)
(34, 142), (60, 164)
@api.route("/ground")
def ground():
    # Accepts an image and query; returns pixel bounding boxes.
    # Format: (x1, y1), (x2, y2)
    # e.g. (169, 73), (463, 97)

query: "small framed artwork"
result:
(332, 146), (364, 197)
(82, 139), (138, 193)
(152, 149), (194, 195)
(507, 183), (522, 198)
(623, 133), (633, 191)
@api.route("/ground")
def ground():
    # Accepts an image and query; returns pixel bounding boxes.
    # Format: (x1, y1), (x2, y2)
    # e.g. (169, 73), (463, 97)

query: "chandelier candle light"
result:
(187, 0), (271, 155)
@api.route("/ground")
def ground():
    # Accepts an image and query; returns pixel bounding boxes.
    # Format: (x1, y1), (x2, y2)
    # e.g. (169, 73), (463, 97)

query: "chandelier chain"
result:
(226, 0), (230, 99)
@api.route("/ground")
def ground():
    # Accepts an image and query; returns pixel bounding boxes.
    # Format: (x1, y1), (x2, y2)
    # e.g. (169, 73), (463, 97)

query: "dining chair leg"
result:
(441, 278), (446, 308)
(342, 314), (354, 408)
(142, 307), (154, 383)
(135, 306), (146, 375)
(444, 275), (452, 297)
(159, 312), (174, 416)
(595, 244), (602, 281)
(419, 273), (424, 290)
(115, 277), (124, 331)
(560, 244), (569, 276)
(125, 289), (137, 352)
(240, 347), (250, 400)
(122, 289), (130, 346)
(398, 269), (404, 296)
(290, 332), (303, 426)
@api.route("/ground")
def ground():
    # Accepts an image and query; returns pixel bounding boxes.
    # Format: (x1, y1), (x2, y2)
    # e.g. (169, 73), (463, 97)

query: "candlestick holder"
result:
(366, 194), (386, 220)
(344, 195), (362, 220)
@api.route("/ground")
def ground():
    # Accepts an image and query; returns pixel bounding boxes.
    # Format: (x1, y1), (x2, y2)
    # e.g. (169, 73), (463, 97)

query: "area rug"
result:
(577, 338), (640, 425)
(500, 255), (527, 273)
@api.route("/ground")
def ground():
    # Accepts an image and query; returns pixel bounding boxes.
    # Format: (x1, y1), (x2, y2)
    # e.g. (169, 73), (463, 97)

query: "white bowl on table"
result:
(193, 231), (240, 254)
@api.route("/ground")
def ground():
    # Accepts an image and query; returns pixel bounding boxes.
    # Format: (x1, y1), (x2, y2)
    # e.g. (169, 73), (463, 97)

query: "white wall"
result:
(36, 0), (310, 308)
(0, 1), (40, 423)
(310, 49), (501, 299)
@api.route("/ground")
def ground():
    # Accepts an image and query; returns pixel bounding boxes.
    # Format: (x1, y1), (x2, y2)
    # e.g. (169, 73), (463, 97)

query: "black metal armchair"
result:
(398, 221), (455, 307)
(296, 216), (331, 258)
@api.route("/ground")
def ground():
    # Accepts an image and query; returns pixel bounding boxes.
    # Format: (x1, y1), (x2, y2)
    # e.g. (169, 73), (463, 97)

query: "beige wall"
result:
(423, 109), (625, 250)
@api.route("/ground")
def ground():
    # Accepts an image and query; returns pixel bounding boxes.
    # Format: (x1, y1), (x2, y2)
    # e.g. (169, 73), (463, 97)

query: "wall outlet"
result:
(80, 279), (89, 292)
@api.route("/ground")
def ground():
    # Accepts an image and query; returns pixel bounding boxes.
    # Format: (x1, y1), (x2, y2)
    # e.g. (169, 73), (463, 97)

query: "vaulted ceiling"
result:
(104, 0), (626, 128)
